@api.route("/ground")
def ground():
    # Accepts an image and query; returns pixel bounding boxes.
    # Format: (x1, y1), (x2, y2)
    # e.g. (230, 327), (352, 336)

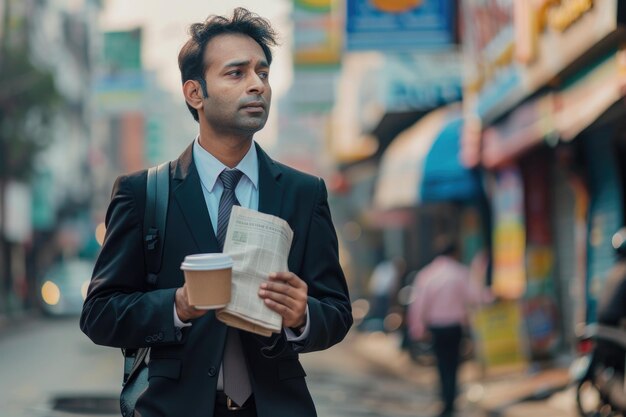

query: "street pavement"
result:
(0, 315), (469, 417)
(302, 334), (484, 417)
(0, 315), (579, 417)
(348, 330), (578, 417)
(0, 316), (120, 417)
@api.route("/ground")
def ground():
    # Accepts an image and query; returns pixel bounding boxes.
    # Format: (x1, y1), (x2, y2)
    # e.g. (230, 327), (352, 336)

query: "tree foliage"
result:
(0, 45), (60, 181)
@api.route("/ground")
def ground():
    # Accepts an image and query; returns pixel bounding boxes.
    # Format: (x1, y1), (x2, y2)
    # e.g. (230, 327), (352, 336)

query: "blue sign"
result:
(346, 0), (457, 51)
(381, 52), (462, 112)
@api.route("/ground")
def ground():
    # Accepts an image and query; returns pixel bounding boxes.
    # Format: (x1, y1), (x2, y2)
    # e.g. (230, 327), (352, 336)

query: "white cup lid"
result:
(180, 253), (233, 271)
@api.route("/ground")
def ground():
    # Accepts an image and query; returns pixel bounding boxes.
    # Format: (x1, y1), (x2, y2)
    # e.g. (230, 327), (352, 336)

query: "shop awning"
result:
(373, 104), (481, 210)
(422, 118), (481, 201)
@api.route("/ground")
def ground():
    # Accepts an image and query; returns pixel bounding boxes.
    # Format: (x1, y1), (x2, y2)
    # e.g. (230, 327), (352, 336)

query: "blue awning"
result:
(374, 104), (481, 210)
(421, 117), (481, 202)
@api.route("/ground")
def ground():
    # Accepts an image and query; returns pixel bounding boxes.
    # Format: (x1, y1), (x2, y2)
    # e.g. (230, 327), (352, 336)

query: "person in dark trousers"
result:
(79, 8), (352, 417)
(408, 241), (488, 417)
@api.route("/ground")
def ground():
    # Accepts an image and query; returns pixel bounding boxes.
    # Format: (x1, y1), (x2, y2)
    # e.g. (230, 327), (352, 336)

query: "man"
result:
(80, 8), (352, 417)
(407, 241), (488, 417)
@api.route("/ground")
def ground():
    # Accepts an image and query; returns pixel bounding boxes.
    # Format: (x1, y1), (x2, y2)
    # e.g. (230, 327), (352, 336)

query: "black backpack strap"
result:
(122, 162), (170, 386)
(143, 161), (170, 285)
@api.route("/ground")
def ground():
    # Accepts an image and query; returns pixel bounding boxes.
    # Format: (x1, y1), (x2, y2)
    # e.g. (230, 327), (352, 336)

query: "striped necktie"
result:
(216, 168), (243, 248)
(216, 168), (252, 406)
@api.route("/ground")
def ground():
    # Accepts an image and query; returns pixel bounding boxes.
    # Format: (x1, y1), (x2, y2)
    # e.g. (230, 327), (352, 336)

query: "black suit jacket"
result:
(80, 142), (353, 417)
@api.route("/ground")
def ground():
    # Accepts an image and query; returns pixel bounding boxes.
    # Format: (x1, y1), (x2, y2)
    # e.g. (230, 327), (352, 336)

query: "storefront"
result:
(581, 124), (624, 323)
(461, 0), (626, 360)
(551, 147), (589, 350)
(373, 104), (486, 271)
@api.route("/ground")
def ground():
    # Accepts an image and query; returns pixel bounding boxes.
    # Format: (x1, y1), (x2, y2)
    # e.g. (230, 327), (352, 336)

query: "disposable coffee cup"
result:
(180, 253), (233, 309)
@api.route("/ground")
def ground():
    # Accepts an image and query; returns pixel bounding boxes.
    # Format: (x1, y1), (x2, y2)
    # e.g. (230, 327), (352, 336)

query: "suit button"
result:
(208, 367), (217, 377)
(145, 336), (153, 343)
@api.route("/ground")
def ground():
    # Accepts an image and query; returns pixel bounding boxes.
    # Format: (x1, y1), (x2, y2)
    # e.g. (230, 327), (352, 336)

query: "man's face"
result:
(199, 33), (272, 135)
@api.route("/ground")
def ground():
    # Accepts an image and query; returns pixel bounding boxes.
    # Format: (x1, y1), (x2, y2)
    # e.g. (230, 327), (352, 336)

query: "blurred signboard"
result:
(94, 72), (145, 113)
(94, 29), (144, 114)
(463, 0), (621, 123)
(480, 95), (551, 169)
(491, 167), (526, 300)
(332, 50), (461, 163)
(553, 50), (626, 141)
(102, 28), (142, 71)
(381, 52), (462, 112)
(293, 0), (342, 66)
(465, 49), (626, 168)
(345, 0), (458, 51)
(472, 301), (528, 374)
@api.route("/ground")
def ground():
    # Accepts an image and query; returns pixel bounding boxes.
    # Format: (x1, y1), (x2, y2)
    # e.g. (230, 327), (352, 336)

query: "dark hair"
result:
(434, 236), (457, 257)
(178, 8), (278, 122)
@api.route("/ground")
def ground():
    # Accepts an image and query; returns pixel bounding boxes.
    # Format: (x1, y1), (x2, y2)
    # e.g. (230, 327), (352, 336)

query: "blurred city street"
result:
(0, 314), (582, 417)
(0, 316), (486, 417)
(3, 0), (626, 416)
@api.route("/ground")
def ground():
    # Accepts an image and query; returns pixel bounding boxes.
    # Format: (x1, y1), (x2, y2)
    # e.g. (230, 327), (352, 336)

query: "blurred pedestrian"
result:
(80, 8), (352, 417)
(362, 256), (404, 331)
(407, 240), (489, 417)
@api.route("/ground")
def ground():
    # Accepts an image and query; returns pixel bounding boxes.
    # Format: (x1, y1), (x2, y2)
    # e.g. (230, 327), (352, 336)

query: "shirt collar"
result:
(193, 137), (259, 192)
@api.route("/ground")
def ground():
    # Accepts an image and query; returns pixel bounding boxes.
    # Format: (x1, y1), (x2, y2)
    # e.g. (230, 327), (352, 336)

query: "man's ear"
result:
(183, 79), (204, 112)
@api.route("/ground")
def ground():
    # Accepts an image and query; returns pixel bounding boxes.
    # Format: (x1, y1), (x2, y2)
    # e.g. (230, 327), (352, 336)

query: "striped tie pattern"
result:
(216, 169), (243, 250)
(216, 168), (252, 406)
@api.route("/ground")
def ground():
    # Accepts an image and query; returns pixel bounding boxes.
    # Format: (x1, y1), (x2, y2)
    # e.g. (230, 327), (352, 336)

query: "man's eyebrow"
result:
(223, 59), (269, 69)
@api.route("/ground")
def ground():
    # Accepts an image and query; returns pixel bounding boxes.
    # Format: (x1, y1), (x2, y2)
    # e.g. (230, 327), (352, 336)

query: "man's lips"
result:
(241, 101), (265, 111)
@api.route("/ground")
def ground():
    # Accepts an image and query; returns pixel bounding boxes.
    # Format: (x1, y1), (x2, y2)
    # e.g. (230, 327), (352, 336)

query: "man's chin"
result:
(239, 118), (268, 133)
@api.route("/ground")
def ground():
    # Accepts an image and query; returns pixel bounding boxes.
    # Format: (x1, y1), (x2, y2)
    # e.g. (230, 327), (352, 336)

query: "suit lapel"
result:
(171, 143), (219, 253)
(170, 142), (282, 253)
(255, 142), (283, 218)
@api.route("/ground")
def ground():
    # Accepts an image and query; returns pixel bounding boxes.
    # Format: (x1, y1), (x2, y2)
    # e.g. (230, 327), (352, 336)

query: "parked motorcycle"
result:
(572, 323), (626, 417)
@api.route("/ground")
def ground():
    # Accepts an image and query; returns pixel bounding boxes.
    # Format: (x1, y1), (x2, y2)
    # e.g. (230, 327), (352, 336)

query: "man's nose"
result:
(247, 73), (266, 95)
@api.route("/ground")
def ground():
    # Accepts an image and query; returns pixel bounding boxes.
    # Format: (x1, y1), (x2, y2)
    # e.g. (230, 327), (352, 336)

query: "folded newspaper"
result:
(216, 206), (293, 337)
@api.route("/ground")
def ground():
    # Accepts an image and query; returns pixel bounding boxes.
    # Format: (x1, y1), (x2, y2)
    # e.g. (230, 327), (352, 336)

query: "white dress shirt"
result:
(173, 138), (310, 342)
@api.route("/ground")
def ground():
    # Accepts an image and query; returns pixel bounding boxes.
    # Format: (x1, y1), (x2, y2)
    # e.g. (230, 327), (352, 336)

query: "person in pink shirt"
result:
(408, 240), (489, 417)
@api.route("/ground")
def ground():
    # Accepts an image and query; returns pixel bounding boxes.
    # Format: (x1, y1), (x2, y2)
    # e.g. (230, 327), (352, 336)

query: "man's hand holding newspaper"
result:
(217, 206), (307, 336)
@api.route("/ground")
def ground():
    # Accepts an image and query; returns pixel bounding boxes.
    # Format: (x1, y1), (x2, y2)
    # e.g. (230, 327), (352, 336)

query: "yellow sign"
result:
(371, 0), (423, 13)
(515, 0), (595, 65)
(472, 301), (528, 373)
(548, 0), (594, 32)
(493, 221), (527, 299)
